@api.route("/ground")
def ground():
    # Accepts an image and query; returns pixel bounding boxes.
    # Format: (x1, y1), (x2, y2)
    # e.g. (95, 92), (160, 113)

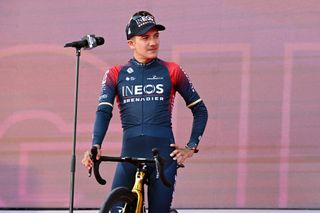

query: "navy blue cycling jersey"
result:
(92, 58), (208, 149)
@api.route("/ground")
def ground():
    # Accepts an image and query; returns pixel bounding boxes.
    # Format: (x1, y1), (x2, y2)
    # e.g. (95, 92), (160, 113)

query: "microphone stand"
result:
(64, 35), (104, 213)
(69, 47), (81, 213)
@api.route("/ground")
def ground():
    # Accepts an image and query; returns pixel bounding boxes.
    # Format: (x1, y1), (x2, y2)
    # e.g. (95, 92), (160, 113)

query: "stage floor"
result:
(0, 209), (319, 213)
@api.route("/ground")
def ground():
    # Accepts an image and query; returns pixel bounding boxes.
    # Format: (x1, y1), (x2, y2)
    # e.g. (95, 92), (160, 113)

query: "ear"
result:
(127, 39), (135, 50)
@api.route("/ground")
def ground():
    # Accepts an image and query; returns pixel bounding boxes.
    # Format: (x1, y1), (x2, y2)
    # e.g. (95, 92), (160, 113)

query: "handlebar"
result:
(89, 147), (173, 187)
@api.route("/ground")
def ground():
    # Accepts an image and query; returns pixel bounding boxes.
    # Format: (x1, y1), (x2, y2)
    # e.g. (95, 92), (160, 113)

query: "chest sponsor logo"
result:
(122, 84), (164, 96)
(125, 76), (136, 81)
(147, 75), (164, 80)
(121, 84), (164, 104)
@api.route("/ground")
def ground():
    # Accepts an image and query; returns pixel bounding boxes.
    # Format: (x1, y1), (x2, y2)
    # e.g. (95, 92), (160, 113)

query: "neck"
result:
(132, 57), (156, 66)
(133, 54), (156, 64)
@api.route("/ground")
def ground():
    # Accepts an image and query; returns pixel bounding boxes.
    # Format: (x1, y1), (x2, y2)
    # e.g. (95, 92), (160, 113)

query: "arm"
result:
(170, 101), (208, 164)
(82, 67), (119, 169)
(169, 63), (208, 164)
(92, 104), (113, 147)
(186, 100), (208, 151)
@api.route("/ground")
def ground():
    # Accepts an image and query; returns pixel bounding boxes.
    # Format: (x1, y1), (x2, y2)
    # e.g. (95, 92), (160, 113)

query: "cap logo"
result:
(134, 15), (155, 27)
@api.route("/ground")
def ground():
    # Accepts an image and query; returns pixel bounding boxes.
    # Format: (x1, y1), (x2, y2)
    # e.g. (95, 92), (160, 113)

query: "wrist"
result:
(185, 144), (199, 153)
(93, 144), (101, 149)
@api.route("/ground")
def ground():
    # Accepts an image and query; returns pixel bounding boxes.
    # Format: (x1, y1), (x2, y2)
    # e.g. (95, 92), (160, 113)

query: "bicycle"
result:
(89, 146), (179, 213)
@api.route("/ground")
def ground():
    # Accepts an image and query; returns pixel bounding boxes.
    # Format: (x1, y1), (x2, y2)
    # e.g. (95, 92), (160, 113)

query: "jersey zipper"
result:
(141, 67), (145, 136)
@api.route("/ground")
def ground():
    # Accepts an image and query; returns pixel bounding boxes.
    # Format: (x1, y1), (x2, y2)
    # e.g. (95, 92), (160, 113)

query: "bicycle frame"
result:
(90, 147), (174, 213)
(131, 166), (146, 213)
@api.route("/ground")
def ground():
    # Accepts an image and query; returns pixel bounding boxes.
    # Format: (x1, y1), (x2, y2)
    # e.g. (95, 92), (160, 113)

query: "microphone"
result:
(64, 34), (105, 49)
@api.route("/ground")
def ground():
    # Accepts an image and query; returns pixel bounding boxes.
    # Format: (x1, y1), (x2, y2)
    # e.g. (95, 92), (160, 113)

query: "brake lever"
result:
(152, 148), (172, 187)
(154, 156), (160, 179)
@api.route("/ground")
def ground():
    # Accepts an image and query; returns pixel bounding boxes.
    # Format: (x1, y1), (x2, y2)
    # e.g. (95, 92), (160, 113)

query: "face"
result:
(128, 28), (160, 64)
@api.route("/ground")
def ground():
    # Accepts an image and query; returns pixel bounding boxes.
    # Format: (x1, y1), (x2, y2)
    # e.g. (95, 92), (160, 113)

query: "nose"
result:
(149, 37), (158, 46)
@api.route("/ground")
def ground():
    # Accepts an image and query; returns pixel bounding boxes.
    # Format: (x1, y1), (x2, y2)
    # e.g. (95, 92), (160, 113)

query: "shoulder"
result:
(105, 64), (127, 76)
(157, 59), (183, 76)
(158, 59), (180, 70)
(102, 65), (124, 85)
(108, 65), (122, 73)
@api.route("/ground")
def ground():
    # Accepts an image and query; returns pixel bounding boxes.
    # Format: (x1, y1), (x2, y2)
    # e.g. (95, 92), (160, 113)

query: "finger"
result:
(175, 152), (182, 159)
(82, 155), (92, 164)
(173, 151), (185, 160)
(170, 144), (181, 150)
(81, 158), (87, 166)
(172, 154), (177, 161)
(170, 149), (179, 157)
(177, 155), (186, 165)
(84, 160), (92, 168)
(87, 160), (93, 169)
(81, 155), (89, 165)
(176, 156), (183, 164)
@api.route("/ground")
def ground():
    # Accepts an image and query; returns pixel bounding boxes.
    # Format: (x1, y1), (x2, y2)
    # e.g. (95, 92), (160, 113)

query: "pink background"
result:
(1, 0), (320, 209)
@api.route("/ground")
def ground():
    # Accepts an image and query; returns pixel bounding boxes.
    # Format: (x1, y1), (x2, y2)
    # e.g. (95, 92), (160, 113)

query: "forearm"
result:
(187, 101), (208, 150)
(92, 105), (113, 147)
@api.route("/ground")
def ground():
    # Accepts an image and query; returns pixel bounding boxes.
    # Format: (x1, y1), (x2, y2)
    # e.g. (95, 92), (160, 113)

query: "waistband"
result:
(123, 125), (174, 141)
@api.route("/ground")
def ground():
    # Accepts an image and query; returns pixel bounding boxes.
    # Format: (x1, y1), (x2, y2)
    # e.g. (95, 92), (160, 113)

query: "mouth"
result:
(148, 47), (158, 50)
(148, 49), (158, 52)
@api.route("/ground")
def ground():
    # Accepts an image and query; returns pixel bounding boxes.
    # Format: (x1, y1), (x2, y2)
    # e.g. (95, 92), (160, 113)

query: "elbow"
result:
(202, 102), (209, 123)
(192, 101), (208, 121)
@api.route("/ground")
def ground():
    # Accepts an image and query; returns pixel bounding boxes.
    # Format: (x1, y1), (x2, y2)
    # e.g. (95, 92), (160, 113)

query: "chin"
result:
(147, 54), (158, 59)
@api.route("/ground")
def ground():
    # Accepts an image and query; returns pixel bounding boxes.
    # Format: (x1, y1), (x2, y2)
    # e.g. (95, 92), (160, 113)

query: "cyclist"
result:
(82, 11), (208, 213)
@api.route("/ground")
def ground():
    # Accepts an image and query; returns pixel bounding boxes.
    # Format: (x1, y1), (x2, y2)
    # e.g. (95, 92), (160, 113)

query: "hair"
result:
(132, 11), (153, 17)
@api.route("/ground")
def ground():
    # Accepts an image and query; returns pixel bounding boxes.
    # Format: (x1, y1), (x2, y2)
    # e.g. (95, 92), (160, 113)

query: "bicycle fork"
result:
(131, 166), (147, 213)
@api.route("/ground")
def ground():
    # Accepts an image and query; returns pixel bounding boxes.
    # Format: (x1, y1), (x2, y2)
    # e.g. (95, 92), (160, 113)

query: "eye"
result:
(141, 36), (148, 40)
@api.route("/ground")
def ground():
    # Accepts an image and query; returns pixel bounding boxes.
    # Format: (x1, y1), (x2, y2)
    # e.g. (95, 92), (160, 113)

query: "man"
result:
(82, 11), (208, 212)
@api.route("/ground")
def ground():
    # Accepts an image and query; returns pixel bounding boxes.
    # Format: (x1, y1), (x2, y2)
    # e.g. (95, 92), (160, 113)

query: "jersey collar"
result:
(130, 58), (157, 67)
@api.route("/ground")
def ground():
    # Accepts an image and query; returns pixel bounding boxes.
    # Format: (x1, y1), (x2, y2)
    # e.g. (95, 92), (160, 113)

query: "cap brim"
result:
(136, 24), (166, 36)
